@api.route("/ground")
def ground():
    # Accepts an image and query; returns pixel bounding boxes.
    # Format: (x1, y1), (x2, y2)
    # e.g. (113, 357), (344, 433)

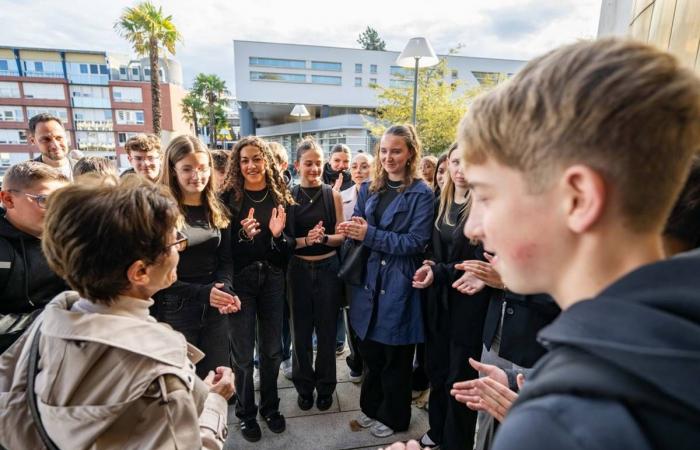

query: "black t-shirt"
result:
(232, 188), (285, 271)
(293, 186), (336, 256)
(438, 201), (464, 257)
(373, 185), (401, 224)
(179, 204), (222, 279)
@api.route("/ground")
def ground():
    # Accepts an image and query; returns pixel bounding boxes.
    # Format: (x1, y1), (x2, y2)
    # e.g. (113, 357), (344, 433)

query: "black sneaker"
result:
(240, 418), (262, 442)
(263, 411), (286, 433)
(316, 395), (333, 411)
(297, 394), (314, 411)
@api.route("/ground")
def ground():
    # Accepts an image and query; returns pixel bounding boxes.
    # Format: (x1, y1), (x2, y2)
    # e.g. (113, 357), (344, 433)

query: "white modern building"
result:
(233, 40), (527, 156)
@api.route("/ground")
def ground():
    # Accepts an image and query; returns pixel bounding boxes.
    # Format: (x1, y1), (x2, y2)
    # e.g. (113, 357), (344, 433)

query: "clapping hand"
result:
(412, 264), (434, 289)
(455, 253), (505, 290)
(240, 208), (261, 239)
(337, 216), (368, 241)
(306, 221), (325, 245)
(268, 205), (286, 238)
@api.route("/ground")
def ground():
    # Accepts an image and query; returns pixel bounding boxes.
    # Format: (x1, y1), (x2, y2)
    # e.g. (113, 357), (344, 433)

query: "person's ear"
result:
(561, 165), (607, 234)
(126, 259), (150, 287)
(0, 191), (16, 209)
(28, 135), (36, 146)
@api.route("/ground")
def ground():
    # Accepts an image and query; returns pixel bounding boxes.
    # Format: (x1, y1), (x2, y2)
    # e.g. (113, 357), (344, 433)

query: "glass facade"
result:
(311, 61), (342, 71)
(311, 75), (342, 85)
(250, 71), (306, 83)
(390, 66), (413, 78)
(250, 57), (305, 69)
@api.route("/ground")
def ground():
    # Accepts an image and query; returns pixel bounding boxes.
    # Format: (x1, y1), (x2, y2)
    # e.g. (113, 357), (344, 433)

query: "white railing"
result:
(75, 120), (114, 131)
(72, 97), (111, 108)
(68, 73), (109, 85)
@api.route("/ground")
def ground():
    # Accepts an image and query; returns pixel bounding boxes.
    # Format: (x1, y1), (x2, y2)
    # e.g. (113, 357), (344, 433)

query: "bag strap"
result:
(27, 326), (60, 450)
(0, 236), (15, 294)
(321, 184), (336, 233)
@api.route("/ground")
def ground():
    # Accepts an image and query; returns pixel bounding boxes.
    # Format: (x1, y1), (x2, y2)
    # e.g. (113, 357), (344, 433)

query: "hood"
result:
(538, 248), (700, 415)
(0, 210), (35, 240)
(322, 162), (354, 190)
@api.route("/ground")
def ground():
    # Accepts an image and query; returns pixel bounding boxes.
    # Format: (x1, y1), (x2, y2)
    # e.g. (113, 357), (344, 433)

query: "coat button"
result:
(364, 285), (369, 290)
(380, 289), (385, 295)
(381, 260), (386, 266)
(506, 307), (514, 315)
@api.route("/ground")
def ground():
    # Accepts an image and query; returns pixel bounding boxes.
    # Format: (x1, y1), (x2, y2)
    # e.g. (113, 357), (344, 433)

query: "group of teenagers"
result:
(2, 36), (700, 450)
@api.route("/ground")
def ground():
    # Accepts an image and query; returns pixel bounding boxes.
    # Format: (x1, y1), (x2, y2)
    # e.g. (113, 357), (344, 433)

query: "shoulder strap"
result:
(321, 184), (337, 232)
(27, 327), (60, 450)
(0, 236), (15, 293)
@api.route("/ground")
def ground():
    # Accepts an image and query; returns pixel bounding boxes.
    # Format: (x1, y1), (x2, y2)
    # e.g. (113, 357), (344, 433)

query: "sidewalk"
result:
(224, 349), (429, 450)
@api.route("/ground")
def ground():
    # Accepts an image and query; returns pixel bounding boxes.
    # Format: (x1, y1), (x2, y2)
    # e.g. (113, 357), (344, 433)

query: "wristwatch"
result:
(322, 234), (329, 244)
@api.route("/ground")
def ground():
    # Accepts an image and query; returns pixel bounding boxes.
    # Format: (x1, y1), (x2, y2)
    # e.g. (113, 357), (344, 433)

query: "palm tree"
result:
(115, 2), (181, 136)
(181, 92), (205, 137)
(192, 74), (229, 148)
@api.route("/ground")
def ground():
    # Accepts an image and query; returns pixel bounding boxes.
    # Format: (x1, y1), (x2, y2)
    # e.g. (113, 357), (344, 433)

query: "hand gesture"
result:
(333, 173), (344, 192)
(268, 205), (286, 238)
(452, 270), (486, 295)
(240, 208), (261, 239)
(412, 264), (434, 289)
(203, 366), (236, 401)
(450, 358), (513, 421)
(306, 221), (325, 244)
(338, 216), (368, 241)
(210, 283), (241, 314)
(455, 253), (504, 289)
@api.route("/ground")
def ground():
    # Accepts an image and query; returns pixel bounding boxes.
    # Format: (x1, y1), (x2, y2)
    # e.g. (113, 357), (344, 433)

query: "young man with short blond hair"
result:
(122, 133), (162, 182)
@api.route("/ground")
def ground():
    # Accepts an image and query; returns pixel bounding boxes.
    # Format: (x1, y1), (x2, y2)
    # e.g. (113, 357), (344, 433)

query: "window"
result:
(354, 77), (362, 87)
(119, 66), (127, 75)
(370, 64), (377, 74)
(144, 68), (151, 76)
(27, 108), (68, 122)
(390, 66), (413, 78)
(0, 108), (23, 122)
(355, 63), (362, 73)
(23, 83), (65, 100)
(90, 64), (98, 74)
(472, 71), (503, 85)
(250, 71), (306, 83)
(34, 62), (44, 72)
(311, 75), (342, 85)
(80, 64), (88, 74)
(389, 79), (412, 88)
(451, 69), (458, 79)
(0, 130), (26, 144)
(249, 57), (305, 69)
(311, 61), (341, 71)
(135, 111), (144, 124)
(118, 132), (138, 144)
(0, 81), (20, 98)
(0, 60), (8, 71)
(369, 78), (377, 85)
(116, 110), (145, 125)
(99, 65), (109, 75)
(132, 67), (140, 77)
(113, 86), (143, 103)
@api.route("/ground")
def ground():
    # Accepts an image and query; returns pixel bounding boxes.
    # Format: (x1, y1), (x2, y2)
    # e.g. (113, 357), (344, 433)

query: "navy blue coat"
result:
(349, 179), (434, 345)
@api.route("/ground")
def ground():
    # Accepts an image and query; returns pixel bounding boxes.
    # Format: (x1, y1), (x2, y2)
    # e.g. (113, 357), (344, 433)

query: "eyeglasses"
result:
(175, 167), (211, 177)
(164, 230), (188, 253)
(8, 190), (50, 209)
(131, 155), (160, 164)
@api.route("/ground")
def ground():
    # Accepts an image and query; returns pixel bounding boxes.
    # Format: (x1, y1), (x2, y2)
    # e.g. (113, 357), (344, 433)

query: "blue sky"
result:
(0, 0), (602, 93)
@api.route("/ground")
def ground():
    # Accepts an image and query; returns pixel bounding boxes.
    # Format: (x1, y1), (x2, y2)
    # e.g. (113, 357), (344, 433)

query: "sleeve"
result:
(492, 402), (585, 450)
(214, 226), (234, 294)
(199, 393), (229, 450)
(362, 191), (434, 256)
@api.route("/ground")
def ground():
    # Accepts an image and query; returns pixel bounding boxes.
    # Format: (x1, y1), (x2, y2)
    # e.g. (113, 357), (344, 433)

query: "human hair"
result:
(459, 38), (700, 233)
(433, 150), (450, 191)
(28, 113), (64, 136)
(1, 161), (69, 191)
(222, 136), (295, 206)
(296, 136), (324, 162)
(268, 141), (289, 166)
(73, 156), (118, 178)
(125, 133), (161, 155)
(159, 134), (230, 229)
(331, 143), (352, 158)
(435, 144), (471, 229)
(352, 151), (374, 166)
(210, 149), (230, 172)
(370, 124), (421, 193)
(664, 157), (700, 250)
(41, 176), (181, 305)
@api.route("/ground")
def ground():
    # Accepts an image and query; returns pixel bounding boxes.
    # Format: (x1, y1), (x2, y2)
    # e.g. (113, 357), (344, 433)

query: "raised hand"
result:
(333, 173), (344, 192)
(268, 205), (286, 238)
(412, 264), (434, 289)
(240, 208), (261, 239)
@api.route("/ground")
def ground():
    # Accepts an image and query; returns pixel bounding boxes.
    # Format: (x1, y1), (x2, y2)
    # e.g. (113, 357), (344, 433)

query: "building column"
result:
(239, 102), (255, 137)
(13, 49), (22, 76)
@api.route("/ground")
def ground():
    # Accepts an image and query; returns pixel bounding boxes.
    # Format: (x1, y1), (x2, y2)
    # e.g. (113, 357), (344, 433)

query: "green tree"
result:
(366, 57), (490, 154)
(192, 74), (229, 149)
(181, 92), (205, 136)
(357, 26), (386, 51)
(115, 2), (182, 136)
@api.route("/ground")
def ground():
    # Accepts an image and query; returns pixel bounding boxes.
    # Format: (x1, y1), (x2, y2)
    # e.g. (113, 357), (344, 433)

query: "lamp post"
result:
(396, 37), (439, 126)
(290, 104), (310, 139)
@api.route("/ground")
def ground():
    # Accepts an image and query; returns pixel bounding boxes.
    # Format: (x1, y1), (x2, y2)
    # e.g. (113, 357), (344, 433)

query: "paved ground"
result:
(224, 348), (428, 450)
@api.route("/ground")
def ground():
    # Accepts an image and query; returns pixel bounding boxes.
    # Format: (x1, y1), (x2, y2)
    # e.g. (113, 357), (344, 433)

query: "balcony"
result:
(24, 70), (65, 79)
(75, 120), (114, 131)
(76, 142), (115, 152)
(68, 73), (109, 85)
(0, 69), (20, 77)
(72, 97), (111, 108)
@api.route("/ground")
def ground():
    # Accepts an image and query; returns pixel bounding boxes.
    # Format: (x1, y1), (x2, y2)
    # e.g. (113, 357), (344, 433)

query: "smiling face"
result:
(351, 155), (372, 185)
(239, 145), (267, 188)
(174, 152), (211, 196)
(31, 120), (68, 163)
(330, 151), (350, 172)
(379, 133), (411, 180)
(128, 150), (162, 181)
(463, 157), (565, 295)
(296, 148), (324, 186)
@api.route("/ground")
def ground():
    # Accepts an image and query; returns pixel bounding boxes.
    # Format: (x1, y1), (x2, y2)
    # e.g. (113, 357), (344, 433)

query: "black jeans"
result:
(344, 283), (364, 374)
(360, 339), (415, 431)
(288, 255), (342, 398)
(229, 261), (285, 420)
(155, 295), (230, 379)
(282, 293), (292, 361)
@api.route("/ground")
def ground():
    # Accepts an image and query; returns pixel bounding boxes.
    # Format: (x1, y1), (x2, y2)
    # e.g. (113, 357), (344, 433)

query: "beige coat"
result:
(0, 291), (228, 450)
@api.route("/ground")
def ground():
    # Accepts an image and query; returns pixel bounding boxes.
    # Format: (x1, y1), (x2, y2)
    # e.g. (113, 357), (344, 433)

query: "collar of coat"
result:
(41, 291), (204, 367)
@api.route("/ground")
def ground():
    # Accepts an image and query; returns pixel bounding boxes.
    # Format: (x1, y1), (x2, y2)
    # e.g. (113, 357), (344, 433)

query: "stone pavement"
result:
(224, 348), (429, 450)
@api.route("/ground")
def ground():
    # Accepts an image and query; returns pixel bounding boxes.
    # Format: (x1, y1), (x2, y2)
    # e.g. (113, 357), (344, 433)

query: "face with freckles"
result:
(463, 157), (565, 295)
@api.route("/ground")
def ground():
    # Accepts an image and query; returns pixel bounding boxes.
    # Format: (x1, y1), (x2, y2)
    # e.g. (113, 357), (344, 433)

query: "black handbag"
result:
(338, 239), (370, 286)
(0, 310), (42, 354)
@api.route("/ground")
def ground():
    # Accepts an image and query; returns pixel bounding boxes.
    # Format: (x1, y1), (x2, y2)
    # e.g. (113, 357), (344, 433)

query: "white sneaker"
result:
(420, 432), (440, 449)
(253, 367), (260, 390)
(370, 420), (394, 438)
(281, 358), (292, 380)
(356, 412), (376, 428)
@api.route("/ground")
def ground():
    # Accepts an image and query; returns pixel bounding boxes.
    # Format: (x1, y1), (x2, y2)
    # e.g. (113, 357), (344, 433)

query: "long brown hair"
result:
(222, 136), (295, 207)
(370, 124), (421, 193)
(159, 134), (230, 229)
(435, 143), (471, 229)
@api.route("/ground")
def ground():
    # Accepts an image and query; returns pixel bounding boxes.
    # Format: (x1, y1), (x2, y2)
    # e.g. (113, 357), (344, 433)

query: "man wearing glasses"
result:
(0, 162), (69, 352)
(121, 134), (162, 182)
(29, 113), (78, 181)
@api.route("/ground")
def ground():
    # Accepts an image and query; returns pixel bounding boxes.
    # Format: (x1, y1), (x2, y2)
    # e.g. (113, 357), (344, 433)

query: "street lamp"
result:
(290, 104), (310, 139)
(396, 37), (439, 126)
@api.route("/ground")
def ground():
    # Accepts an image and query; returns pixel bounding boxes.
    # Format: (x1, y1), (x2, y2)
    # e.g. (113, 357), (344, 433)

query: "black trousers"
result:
(288, 255), (342, 398)
(344, 283), (364, 373)
(359, 339), (415, 431)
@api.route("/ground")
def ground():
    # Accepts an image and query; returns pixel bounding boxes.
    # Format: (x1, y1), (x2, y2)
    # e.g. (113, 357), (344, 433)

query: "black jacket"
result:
(322, 162), (354, 191)
(0, 211), (68, 314)
(493, 250), (700, 450)
(482, 292), (560, 367)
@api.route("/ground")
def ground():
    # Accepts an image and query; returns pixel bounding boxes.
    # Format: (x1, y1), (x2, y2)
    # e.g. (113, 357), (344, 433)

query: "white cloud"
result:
(0, 0), (601, 92)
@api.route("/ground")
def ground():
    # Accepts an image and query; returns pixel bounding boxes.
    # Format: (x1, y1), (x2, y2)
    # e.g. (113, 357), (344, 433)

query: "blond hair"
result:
(459, 38), (700, 232)
(370, 124), (421, 193)
(2, 161), (68, 191)
(436, 144), (470, 229)
(125, 133), (161, 155)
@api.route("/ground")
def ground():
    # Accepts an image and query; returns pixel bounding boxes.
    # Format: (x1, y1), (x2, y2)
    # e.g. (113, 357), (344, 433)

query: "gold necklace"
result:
(299, 186), (322, 204)
(244, 188), (269, 203)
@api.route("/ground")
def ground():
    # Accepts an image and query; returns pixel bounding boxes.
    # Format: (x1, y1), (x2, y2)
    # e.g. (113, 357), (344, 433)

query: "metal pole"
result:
(412, 57), (419, 126)
(299, 116), (302, 139)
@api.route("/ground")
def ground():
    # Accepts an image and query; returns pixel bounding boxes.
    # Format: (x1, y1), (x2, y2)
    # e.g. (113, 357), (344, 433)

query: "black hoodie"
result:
(493, 249), (700, 450)
(322, 162), (354, 191)
(0, 211), (68, 314)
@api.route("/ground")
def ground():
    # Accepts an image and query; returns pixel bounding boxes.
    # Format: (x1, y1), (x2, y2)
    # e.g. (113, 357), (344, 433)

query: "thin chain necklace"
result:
(299, 186), (322, 204)
(244, 188), (269, 203)
(386, 179), (403, 189)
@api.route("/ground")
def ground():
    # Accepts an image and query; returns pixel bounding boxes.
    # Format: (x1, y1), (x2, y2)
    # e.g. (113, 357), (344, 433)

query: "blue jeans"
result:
(288, 255), (342, 398)
(229, 261), (285, 420)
